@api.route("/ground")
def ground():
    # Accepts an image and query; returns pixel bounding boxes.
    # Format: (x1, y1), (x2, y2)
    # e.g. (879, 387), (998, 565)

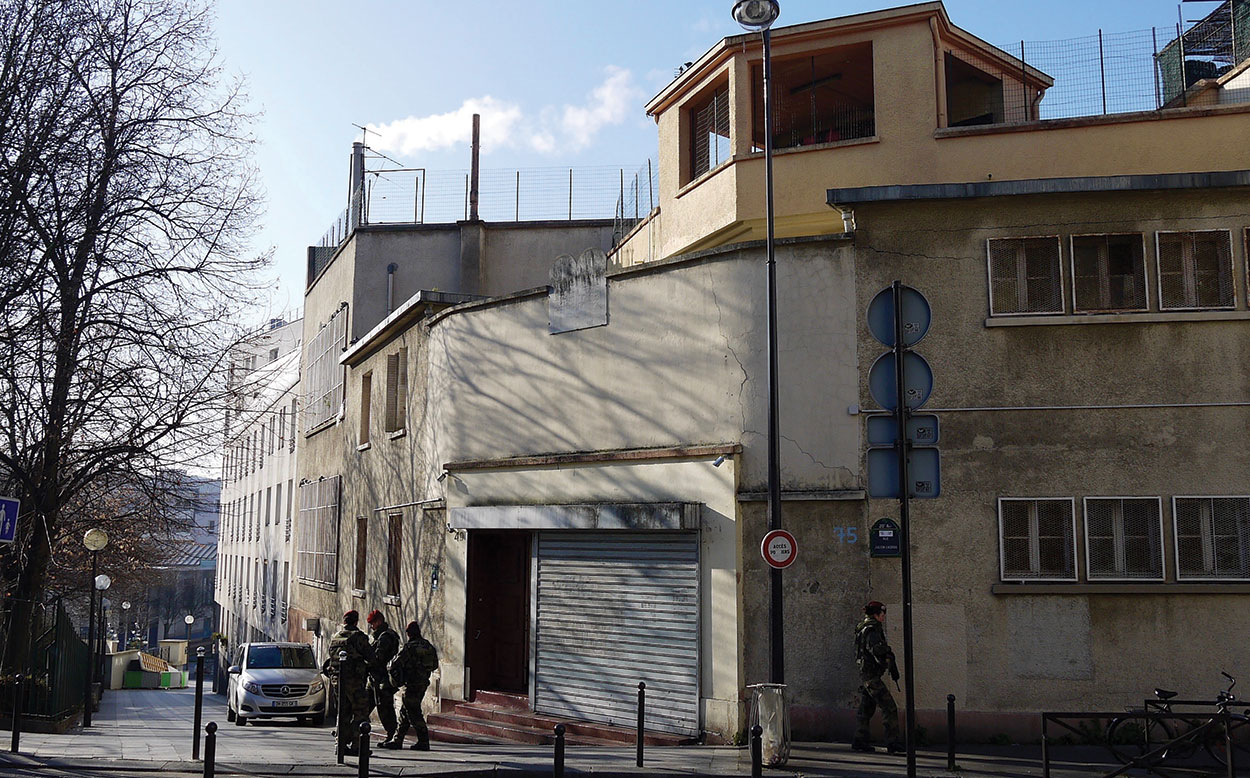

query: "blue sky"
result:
(211, 0), (1206, 313)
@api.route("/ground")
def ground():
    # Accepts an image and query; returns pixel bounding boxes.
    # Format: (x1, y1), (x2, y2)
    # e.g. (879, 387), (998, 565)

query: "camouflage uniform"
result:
(385, 631), (439, 749)
(853, 615), (902, 750)
(323, 623), (375, 755)
(368, 621), (401, 738)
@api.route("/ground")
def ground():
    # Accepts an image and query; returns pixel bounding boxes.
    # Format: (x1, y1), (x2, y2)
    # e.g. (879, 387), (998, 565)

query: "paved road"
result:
(0, 686), (1137, 776)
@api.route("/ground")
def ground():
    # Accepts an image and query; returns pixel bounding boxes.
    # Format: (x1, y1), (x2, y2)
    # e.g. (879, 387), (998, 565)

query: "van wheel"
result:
(234, 714), (247, 726)
(311, 712), (326, 726)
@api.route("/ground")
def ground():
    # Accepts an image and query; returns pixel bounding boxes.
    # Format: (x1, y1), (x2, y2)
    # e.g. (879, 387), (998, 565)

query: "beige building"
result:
(289, 2), (1250, 743)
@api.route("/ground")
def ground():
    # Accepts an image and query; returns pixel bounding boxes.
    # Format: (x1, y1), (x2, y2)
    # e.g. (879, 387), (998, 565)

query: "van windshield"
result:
(246, 645), (316, 669)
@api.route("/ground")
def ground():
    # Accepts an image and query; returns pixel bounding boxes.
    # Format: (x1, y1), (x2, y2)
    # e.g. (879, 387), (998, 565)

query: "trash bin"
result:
(748, 683), (790, 766)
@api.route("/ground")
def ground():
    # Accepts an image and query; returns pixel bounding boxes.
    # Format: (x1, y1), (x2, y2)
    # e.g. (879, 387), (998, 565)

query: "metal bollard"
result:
(193, 647), (205, 760)
(336, 650), (347, 765)
(554, 723), (566, 778)
(203, 722), (217, 778)
(636, 682), (646, 767)
(1226, 710), (1236, 778)
(750, 724), (763, 778)
(10, 673), (23, 754)
(358, 721), (371, 777)
(947, 694), (956, 771)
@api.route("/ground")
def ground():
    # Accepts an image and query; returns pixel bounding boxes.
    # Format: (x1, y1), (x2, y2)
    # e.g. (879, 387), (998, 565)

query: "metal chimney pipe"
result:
(469, 114), (480, 221)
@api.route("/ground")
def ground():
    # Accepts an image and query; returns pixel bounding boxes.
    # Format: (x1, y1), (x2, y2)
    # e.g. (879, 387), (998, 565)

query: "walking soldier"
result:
(379, 620), (439, 750)
(366, 610), (401, 743)
(322, 610), (375, 756)
(852, 601), (903, 754)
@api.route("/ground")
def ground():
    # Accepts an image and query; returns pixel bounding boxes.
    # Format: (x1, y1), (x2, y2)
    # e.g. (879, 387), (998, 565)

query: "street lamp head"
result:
(83, 528), (109, 552)
(197, 646), (205, 657)
(184, 614), (194, 625)
(94, 574), (111, 591)
(732, 0), (780, 31)
(338, 650), (348, 662)
(121, 601), (130, 611)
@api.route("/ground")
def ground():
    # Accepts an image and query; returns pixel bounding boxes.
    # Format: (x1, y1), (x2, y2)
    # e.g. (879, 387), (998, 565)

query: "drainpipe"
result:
(386, 263), (398, 315)
(350, 142), (366, 230)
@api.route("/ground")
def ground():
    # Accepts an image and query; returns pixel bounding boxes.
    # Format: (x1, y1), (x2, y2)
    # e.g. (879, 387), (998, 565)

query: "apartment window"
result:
(1071, 234), (1147, 312)
(296, 475), (341, 588)
(1084, 497), (1163, 580)
(268, 347), (279, 362)
(274, 483), (282, 534)
(1174, 497), (1250, 580)
(278, 407), (286, 450)
(999, 498), (1076, 581)
(988, 237), (1063, 315)
(281, 561), (289, 622)
(289, 399), (298, 451)
(265, 486), (272, 526)
(269, 557), (278, 613)
(755, 42), (875, 150)
(359, 372), (372, 446)
(354, 516), (368, 591)
(386, 513), (402, 597)
(261, 560), (268, 613)
(304, 305), (349, 433)
(285, 478), (293, 542)
(1157, 230), (1234, 310)
(384, 349), (407, 433)
(688, 81), (729, 181)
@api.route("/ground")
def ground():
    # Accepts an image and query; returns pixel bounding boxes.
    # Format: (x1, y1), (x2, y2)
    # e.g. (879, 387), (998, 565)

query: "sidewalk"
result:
(0, 687), (1127, 776)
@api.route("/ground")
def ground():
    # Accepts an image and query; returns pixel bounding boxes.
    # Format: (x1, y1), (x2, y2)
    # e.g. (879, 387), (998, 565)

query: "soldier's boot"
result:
(851, 740), (876, 753)
(409, 739), (430, 751)
(380, 724), (408, 749)
(886, 742), (905, 754)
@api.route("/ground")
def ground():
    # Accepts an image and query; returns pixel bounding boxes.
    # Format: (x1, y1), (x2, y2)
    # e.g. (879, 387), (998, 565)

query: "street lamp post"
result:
(82, 529), (108, 727)
(732, 0), (784, 687)
(120, 601), (131, 650)
(184, 614), (194, 644)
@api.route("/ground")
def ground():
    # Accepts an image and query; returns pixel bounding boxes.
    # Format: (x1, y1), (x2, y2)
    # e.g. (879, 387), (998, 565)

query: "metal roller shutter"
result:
(534, 531), (700, 736)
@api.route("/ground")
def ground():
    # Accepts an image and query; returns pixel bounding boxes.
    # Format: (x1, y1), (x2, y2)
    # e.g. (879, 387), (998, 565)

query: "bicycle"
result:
(1106, 672), (1250, 769)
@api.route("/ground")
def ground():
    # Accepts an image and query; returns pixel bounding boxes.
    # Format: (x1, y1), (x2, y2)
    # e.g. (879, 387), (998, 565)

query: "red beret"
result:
(343, 609), (359, 624)
(366, 609), (384, 624)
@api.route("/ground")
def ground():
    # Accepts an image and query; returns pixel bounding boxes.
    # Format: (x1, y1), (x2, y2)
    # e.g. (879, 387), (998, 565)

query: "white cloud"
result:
(366, 67), (641, 159)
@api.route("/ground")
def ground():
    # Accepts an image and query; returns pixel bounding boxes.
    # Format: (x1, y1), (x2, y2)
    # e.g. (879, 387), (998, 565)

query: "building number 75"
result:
(833, 526), (858, 544)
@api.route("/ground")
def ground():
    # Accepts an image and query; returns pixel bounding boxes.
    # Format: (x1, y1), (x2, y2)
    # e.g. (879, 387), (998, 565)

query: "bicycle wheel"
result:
(1205, 713), (1250, 767)
(1108, 715), (1176, 766)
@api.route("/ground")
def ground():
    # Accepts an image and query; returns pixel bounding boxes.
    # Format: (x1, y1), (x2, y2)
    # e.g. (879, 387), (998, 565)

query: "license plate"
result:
(272, 700), (298, 707)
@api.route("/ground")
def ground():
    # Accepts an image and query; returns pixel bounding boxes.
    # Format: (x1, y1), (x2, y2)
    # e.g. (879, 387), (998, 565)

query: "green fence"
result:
(1, 597), (88, 721)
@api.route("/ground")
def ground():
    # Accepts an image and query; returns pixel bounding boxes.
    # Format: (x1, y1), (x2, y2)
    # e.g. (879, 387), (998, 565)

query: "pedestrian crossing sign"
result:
(0, 496), (19, 544)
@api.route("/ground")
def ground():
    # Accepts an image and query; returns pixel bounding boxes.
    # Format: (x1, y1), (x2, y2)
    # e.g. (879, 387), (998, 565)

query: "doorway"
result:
(466, 530), (530, 697)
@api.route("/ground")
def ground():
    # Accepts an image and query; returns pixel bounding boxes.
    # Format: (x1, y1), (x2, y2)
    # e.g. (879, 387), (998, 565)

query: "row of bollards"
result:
(200, 719), (374, 778)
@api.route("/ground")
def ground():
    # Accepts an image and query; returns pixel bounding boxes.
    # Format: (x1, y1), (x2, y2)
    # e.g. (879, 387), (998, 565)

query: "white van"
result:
(226, 642), (328, 726)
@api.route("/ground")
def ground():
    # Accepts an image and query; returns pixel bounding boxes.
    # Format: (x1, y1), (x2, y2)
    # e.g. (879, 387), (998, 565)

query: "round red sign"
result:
(760, 529), (798, 569)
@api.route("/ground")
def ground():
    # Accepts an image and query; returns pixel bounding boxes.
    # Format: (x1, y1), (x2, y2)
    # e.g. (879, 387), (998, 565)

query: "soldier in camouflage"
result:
(322, 610), (375, 756)
(365, 610), (401, 743)
(379, 620), (439, 751)
(852, 601), (903, 755)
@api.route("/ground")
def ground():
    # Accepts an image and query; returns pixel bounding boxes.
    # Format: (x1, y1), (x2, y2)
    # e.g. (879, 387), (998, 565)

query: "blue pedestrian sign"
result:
(0, 496), (19, 545)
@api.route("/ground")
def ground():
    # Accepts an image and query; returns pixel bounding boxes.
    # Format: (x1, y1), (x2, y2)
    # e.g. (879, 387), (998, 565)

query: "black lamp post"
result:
(120, 601), (131, 649)
(81, 529), (108, 727)
(732, 0), (784, 687)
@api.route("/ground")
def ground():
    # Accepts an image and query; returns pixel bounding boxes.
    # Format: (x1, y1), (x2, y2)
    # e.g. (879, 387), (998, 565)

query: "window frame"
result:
(386, 512), (402, 598)
(998, 497), (1078, 582)
(1173, 495), (1250, 582)
(384, 349), (408, 434)
(986, 236), (1065, 316)
(1082, 496), (1165, 582)
(1069, 233), (1149, 313)
(1154, 229), (1236, 311)
(304, 304), (349, 435)
(686, 77), (731, 184)
(295, 475), (342, 589)
(354, 515), (368, 592)
(359, 371), (372, 446)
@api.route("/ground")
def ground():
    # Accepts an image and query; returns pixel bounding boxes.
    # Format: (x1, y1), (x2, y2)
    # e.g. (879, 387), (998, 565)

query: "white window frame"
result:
(1173, 495), (1250, 582)
(1068, 233), (1149, 314)
(998, 497), (1078, 582)
(1082, 496), (1165, 582)
(985, 236), (1065, 317)
(1154, 229), (1236, 311)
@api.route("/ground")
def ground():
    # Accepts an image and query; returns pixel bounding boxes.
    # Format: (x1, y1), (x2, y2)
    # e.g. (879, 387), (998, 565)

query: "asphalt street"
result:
(0, 686), (1152, 776)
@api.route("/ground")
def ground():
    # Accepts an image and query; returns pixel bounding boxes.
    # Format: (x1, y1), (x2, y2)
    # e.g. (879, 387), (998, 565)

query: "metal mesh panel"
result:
(1072, 234), (1147, 312)
(612, 158), (658, 246)
(690, 85), (730, 180)
(988, 237), (1063, 314)
(303, 306), (347, 432)
(1175, 497), (1250, 580)
(752, 42), (876, 152)
(1157, 231), (1234, 309)
(296, 476), (341, 587)
(1000, 498), (1075, 580)
(1085, 498), (1163, 579)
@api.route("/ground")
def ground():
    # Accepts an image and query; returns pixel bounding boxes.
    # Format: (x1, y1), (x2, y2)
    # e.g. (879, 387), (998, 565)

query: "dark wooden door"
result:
(466, 531), (530, 695)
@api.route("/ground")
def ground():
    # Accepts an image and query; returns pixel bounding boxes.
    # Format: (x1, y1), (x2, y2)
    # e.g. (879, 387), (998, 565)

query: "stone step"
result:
(470, 690), (528, 710)
(425, 712), (621, 746)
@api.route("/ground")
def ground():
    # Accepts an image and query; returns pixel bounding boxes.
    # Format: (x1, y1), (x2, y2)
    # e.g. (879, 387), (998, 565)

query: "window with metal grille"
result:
(261, 560), (268, 614)
(753, 42), (875, 151)
(288, 399), (297, 452)
(281, 561), (289, 622)
(386, 513), (402, 597)
(265, 486), (272, 526)
(285, 478), (293, 543)
(1071, 234), (1147, 312)
(987, 237), (1063, 315)
(999, 498), (1076, 580)
(384, 349), (407, 433)
(296, 475), (341, 588)
(354, 516), (367, 591)
(1085, 497), (1163, 580)
(1156, 230), (1234, 310)
(304, 305), (348, 433)
(688, 82), (729, 181)
(1174, 496), (1250, 580)
(359, 371), (372, 445)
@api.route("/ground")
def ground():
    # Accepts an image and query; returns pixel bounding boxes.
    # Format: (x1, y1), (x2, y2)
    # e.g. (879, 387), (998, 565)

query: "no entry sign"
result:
(761, 529), (798, 569)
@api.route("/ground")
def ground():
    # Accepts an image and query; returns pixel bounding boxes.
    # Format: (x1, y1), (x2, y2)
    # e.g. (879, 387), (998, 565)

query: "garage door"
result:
(534, 531), (699, 736)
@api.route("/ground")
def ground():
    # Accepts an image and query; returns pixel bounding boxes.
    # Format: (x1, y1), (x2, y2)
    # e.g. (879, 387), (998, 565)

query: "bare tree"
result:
(0, 0), (267, 666)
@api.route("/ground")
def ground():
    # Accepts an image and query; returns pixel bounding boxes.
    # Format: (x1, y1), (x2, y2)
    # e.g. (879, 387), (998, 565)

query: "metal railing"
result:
(613, 159), (659, 247)
(0, 598), (88, 721)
